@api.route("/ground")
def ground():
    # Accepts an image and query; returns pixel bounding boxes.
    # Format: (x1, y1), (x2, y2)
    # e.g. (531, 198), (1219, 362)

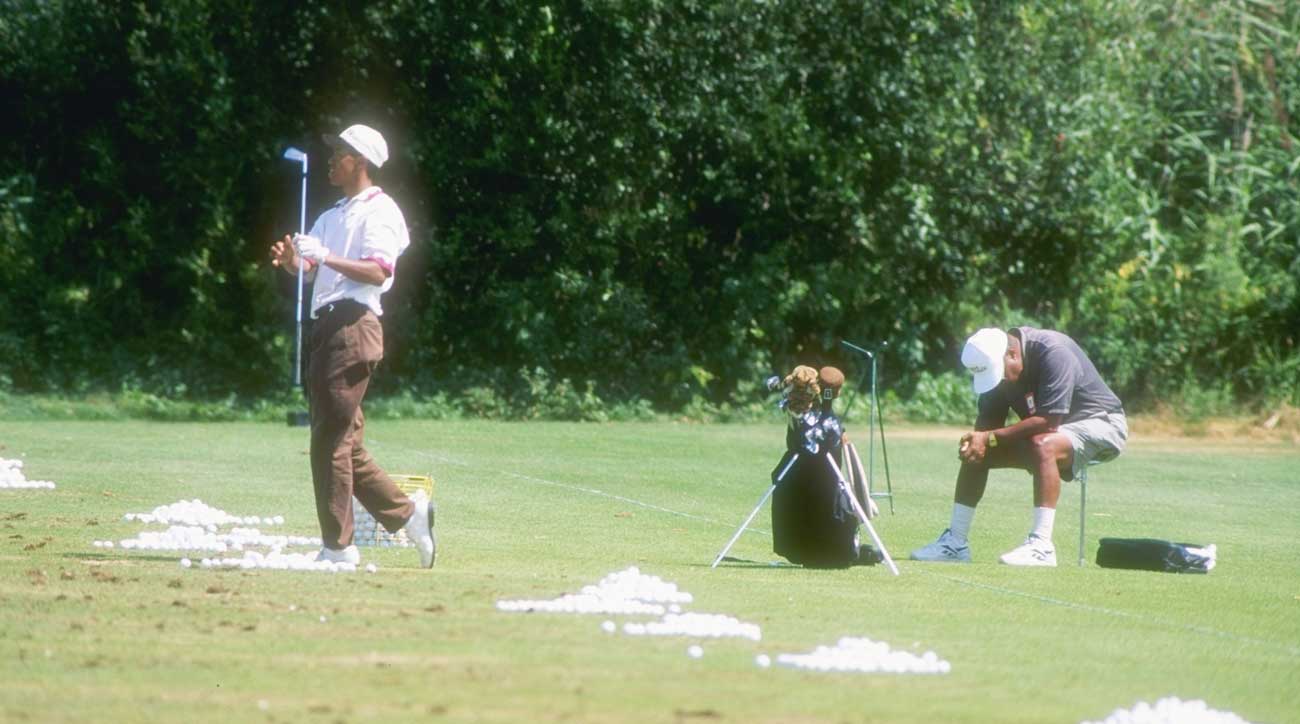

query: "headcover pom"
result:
(818, 366), (844, 400)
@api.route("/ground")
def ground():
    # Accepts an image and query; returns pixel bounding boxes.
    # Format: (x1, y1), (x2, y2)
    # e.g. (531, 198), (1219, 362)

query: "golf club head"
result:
(282, 147), (307, 163)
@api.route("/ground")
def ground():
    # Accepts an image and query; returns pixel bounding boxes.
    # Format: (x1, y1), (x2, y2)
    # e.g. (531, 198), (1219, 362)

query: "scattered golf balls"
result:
(687, 645), (703, 659)
(1081, 697), (1253, 724)
(773, 637), (950, 675)
(0, 458), (56, 489)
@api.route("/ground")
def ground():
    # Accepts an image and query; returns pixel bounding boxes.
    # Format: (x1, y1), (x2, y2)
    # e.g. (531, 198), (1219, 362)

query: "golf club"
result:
(282, 147), (308, 389)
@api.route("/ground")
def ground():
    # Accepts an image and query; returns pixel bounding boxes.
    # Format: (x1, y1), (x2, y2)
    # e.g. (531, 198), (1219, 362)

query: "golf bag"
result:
(770, 366), (878, 569)
(1096, 538), (1217, 574)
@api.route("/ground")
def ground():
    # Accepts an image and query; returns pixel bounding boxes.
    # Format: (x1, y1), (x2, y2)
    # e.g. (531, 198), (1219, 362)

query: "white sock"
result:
(949, 503), (976, 543)
(1030, 507), (1056, 543)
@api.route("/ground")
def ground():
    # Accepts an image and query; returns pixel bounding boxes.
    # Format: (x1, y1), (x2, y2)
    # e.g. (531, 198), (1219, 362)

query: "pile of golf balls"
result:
(194, 550), (361, 573)
(1081, 697), (1252, 724)
(622, 612), (761, 641)
(497, 594), (666, 615)
(93, 525), (317, 552)
(584, 567), (694, 604)
(0, 458), (56, 489)
(772, 636), (950, 674)
(99, 498), (373, 575)
(123, 499), (282, 527)
(496, 567), (696, 615)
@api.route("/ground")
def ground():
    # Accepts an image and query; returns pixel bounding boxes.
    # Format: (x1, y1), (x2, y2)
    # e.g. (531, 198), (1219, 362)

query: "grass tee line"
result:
(386, 442), (768, 533)
(918, 569), (1300, 658)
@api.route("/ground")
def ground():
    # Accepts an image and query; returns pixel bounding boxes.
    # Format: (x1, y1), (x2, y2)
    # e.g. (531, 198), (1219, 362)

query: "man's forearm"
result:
(992, 415), (1062, 443)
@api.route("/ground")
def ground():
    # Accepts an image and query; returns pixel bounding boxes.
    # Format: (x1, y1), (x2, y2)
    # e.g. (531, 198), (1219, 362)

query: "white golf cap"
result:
(961, 327), (1008, 394)
(325, 124), (389, 168)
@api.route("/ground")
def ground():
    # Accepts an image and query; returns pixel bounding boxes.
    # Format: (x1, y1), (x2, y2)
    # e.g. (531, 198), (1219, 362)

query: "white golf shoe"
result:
(910, 529), (972, 563)
(316, 544), (361, 565)
(998, 535), (1057, 567)
(404, 490), (437, 568)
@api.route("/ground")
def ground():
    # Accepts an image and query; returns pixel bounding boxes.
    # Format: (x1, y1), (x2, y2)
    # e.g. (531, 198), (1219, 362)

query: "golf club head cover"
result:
(1095, 538), (1217, 574)
(783, 365), (820, 416)
(818, 366), (844, 401)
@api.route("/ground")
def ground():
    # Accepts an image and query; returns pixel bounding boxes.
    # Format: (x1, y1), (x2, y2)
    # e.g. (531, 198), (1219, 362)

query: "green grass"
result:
(0, 420), (1296, 723)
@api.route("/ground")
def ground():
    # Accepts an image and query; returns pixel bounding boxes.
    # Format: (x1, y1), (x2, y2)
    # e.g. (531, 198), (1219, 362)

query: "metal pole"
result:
(710, 485), (777, 569)
(825, 453), (899, 575)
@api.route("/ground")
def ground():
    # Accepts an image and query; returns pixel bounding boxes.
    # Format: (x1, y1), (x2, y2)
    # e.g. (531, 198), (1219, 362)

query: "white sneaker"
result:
(316, 544), (361, 565)
(403, 491), (437, 568)
(910, 529), (972, 563)
(998, 535), (1057, 567)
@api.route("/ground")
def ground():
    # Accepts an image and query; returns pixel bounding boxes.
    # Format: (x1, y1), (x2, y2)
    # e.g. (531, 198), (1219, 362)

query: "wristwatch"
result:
(987, 431), (999, 448)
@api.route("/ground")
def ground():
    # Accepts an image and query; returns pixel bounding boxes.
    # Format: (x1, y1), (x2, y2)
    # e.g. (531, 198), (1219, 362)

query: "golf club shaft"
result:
(293, 159), (307, 387)
(825, 453), (899, 575)
(710, 484), (776, 569)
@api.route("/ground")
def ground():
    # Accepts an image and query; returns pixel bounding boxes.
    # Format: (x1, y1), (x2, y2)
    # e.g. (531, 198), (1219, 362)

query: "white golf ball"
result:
(180, 558), (192, 568)
(755, 654), (771, 668)
(365, 563), (377, 573)
(601, 620), (616, 633)
(687, 645), (703, 659)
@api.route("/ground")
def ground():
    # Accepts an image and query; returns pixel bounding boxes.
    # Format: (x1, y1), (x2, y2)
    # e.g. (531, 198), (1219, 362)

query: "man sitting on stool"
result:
(910, 327), (1127, 567)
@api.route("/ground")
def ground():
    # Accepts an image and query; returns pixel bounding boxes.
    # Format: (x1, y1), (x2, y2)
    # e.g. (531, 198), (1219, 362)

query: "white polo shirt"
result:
(306, 186), (409, 319)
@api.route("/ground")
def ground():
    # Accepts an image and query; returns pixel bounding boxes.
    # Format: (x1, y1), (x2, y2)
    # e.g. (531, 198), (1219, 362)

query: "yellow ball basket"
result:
(353, 474), (435, 548)
(390, 474), (435, 498)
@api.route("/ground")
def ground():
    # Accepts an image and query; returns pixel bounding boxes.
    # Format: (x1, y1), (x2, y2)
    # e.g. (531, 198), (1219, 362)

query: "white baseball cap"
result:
(961, 327), (1009, 394)
(324, 124), (389, 168)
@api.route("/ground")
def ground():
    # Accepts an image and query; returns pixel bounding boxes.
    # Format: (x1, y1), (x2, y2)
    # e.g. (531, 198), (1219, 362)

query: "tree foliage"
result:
(1, 0), (1296, 411)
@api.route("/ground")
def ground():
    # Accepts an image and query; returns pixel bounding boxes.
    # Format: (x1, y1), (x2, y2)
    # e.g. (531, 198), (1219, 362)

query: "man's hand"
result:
(958, 431), (991, 464)
(293, 233), (330, 263)
(270, 234), (305, 274)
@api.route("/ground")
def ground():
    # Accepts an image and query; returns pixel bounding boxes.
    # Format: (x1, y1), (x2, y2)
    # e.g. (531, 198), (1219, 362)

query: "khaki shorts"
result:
(1059, 412), (1128, 481)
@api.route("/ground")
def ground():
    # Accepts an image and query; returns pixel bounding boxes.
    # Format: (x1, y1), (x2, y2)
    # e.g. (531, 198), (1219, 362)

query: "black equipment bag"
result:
(1095, 538), (1216, 574)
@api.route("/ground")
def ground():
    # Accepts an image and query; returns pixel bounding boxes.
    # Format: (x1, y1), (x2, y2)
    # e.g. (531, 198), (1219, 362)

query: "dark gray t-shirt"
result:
(977, 327), (1123, 427)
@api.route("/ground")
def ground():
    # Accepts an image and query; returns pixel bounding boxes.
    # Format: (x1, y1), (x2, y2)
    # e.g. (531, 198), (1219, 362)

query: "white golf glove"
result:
(293, 233), (329, 263)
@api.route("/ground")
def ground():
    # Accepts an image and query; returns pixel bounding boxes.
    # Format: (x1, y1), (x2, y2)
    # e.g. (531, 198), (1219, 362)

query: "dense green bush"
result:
(1, 1), (1296, 415)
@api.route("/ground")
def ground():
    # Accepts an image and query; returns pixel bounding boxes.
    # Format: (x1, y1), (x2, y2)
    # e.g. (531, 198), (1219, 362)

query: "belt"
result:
(316, 299), (367, 320)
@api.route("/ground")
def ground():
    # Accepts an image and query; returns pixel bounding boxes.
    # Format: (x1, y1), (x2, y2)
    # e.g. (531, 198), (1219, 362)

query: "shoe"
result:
(316, 544), (360, 565)
(998, 535), (1057, 567)
(403, 490), (437, 568)
(910, 528), (972, 563)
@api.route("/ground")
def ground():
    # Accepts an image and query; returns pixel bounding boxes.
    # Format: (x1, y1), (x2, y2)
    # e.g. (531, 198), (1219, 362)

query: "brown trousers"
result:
(307, 301), (413, 549)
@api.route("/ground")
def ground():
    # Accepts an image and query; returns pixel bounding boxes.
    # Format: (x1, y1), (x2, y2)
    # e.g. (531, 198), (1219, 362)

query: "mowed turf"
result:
(0, 419), (1296, 724)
